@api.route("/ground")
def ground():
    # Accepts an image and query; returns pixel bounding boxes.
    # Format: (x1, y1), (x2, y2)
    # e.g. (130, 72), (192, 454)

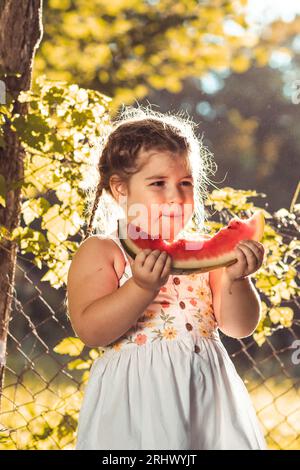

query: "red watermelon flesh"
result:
(118, 210), (265, 275)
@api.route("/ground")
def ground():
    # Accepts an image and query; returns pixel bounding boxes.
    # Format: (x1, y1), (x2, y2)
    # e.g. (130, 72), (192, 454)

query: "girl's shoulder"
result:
(68, 235), (124, 283)
(93, 235), (126, 282)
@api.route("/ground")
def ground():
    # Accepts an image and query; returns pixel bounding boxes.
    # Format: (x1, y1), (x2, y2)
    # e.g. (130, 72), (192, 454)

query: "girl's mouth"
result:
(160, 208), (183, 218)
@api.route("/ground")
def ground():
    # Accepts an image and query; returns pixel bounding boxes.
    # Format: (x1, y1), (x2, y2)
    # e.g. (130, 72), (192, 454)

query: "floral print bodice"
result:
(100, 231), (220, 357)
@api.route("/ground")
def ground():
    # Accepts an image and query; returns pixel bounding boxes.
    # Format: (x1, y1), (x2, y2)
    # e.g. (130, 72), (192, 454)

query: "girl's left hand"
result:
(225, 240), (265, 282)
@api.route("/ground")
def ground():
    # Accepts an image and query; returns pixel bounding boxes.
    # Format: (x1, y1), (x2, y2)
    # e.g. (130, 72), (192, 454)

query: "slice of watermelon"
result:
(118, 210), (265, 275)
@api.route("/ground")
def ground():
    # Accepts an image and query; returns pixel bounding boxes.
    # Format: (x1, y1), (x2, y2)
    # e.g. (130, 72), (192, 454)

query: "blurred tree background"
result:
(33, 0), (300, 211)
(0, 0), (299, 450)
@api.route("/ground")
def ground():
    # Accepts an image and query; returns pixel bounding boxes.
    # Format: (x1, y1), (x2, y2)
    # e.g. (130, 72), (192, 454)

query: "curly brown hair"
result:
(81, 104), (217, 241)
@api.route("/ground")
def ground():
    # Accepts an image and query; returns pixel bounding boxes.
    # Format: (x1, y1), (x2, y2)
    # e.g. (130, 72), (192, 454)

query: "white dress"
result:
(75, 229), (267, 450)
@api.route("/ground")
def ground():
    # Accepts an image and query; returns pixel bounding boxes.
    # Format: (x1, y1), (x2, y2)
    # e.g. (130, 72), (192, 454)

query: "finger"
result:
(136, 249), (152, 256)
(160, 254), (172, 278)
(239, 241), (263, 265)
(135, 249), (152, 267)
(253, 241), (265, 259)
(253, 241), (265, 252)
(152, 251), (168, 276)
(240, 240), (264, 258)
(237, 243), (258, 270)
(234, 245), (248, 269)
(144, 249), (162, 271)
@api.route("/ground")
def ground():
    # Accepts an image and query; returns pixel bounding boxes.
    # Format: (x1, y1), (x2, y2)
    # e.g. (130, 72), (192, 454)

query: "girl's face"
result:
(116, 149), (195, 241)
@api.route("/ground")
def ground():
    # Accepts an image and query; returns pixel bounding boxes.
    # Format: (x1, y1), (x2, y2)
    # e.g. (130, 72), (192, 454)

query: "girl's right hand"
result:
(132, 249), (172, 293)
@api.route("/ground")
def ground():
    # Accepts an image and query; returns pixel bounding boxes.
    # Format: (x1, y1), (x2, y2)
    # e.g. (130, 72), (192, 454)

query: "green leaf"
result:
(53, 337), (85, 356)
(67, 358), (91, 370)
(22, 197), (50, 225)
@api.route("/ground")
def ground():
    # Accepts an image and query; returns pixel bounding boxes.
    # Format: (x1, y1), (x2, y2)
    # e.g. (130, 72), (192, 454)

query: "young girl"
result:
(67, 106), (267, 450)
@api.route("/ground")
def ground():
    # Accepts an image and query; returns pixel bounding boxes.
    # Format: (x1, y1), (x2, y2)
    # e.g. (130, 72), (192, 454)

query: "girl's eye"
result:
(150, 181), (192, 186)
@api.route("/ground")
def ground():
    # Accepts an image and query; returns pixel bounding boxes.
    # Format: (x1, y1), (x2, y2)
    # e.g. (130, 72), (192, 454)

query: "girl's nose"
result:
(167, 186), (184, 205)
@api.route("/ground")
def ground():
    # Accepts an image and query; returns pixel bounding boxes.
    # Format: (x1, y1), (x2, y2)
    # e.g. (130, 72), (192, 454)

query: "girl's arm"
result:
(79, 278), (159, 348)
(217, 272), (261, 338)
(210, 239), (265, 338)
(67, 237), (170, 348)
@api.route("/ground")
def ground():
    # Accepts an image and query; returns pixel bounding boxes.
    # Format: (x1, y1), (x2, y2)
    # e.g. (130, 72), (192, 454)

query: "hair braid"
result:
(82, 180), (104, 242)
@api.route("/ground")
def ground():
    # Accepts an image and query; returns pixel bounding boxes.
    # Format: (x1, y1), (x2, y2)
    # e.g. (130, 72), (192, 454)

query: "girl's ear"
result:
(109, 175), (128, 203)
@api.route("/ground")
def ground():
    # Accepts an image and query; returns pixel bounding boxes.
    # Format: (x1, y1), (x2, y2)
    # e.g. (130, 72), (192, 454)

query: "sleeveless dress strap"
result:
(109, 220), (134, 283)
